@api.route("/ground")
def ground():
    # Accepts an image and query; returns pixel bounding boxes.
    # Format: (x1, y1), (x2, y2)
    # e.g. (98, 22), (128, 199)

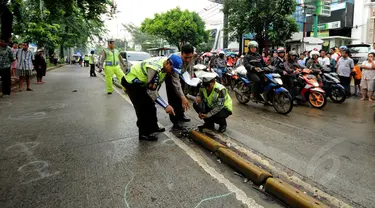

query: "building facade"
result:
(351, 0), (375, 44)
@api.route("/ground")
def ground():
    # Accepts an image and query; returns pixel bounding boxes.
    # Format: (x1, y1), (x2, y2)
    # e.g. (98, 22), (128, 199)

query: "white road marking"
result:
(98, 76), (263, 208)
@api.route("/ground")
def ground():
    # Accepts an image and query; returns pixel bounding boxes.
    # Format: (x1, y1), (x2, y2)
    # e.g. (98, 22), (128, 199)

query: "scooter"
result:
(294, 69), (327, 109)
(233, 66), (293, 115)
(321, 68), (346, 103)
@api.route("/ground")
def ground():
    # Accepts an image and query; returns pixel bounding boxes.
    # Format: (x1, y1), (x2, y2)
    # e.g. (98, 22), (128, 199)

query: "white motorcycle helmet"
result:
(310, 50), (320, 58)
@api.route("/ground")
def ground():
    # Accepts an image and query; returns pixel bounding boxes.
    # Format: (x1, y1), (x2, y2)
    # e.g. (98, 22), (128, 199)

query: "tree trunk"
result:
(0, 5), (13, 42)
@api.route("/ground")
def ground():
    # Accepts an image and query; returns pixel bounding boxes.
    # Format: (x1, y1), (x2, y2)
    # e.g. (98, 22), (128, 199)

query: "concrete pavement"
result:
(0, 65), (284, 208)
(158, 84), (375, 208)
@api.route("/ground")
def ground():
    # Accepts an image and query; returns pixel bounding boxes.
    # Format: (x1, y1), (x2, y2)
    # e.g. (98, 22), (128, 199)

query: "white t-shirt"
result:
(361, 60), (375, 80)
(318, 57), (330, 67)
(337, 57), (354, 77)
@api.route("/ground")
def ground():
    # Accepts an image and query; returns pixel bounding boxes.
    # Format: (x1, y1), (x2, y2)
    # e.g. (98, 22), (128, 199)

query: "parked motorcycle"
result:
(233, 66), (293, 115)
(321, 69), (346, 103)
(294, 69), (327, 108)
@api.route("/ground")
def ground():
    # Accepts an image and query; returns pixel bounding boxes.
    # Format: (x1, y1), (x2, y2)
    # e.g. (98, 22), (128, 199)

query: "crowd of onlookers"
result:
(0, 38), (47, 98)
(194, 46), (375, 102)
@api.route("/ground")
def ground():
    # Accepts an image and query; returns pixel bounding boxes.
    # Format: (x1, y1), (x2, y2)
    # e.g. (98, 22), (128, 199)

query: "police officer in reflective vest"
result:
(121, 54), (183, 141)
(89, 50), (96, 77)
(194, 74), (232, 133)
(99, 38), (126, 94)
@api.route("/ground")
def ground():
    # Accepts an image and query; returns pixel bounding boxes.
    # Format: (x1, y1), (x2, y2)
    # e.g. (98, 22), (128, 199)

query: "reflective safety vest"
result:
(201, 82), (232, 112)
(89, 55), (95, 64)
(84, 56), (89, 61)
(125, 57), (167, 85)
(104, 48), (120, 66)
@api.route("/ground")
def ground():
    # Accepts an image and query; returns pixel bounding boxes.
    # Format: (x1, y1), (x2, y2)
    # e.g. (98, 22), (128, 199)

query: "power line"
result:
(200, 5), (221, 17)
(203, 9), (222, 20)
(198, 3), (218, 15)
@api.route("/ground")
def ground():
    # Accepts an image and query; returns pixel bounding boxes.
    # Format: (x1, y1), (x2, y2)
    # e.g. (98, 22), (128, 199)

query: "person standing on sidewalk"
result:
(165, 44), (194, 129)
(34, 49), (47, 84)
(16, 42), (34, 91)
(121, 55), (183, 141)
(336, 49), (354, 96)
(99, 38), (126, 94)
(89, 50), (96, 77)
(0, 38), (15, 97)
(11, 42), (18, 79)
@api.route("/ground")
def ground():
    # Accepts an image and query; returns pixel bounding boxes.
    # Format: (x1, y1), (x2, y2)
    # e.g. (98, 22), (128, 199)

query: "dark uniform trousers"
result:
(90, 64), (96, 76)
(193, 102), (232, 127)
(0, 68), (11, 95)
(121, 77), (159, 136)
(165, 74), (184, 124)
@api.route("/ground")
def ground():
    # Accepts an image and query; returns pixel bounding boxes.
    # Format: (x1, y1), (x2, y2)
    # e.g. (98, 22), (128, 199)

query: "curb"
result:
(189, 130), (328, 208)
(265, 178), (325, 208)
(217, 147), (272, 185)
(189, 130), (225, 152)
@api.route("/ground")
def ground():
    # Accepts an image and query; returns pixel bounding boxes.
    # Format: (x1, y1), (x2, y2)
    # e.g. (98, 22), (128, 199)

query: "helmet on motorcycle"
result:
(277, 47), (285, 53)
(248, 41), (259, 49)
(310, 50), (320, 58)
(288, 50), (298, 57)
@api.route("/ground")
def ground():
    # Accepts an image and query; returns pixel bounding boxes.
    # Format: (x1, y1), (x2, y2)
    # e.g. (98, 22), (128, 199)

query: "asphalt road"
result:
(158, 80), (375, 207)
(0, 65), (284, 208)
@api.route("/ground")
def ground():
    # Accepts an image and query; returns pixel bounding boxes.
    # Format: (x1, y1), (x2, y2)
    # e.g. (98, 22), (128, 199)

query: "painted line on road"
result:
(97, 75), (264, 208)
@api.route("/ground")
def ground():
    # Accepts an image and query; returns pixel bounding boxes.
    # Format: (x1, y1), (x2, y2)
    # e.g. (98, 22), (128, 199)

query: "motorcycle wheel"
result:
(308, 91), (327, 109)
(234, 83), (250, 104)
(329, 87), (346, 103)
(272, 91), (293, 115)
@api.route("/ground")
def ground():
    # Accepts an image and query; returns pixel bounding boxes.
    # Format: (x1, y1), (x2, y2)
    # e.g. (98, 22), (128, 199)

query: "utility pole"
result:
(313, 0), (320, 37)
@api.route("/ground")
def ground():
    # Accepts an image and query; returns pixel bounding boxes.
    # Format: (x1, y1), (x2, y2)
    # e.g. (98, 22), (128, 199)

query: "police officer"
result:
(165, 44), (194, 130)
(193, 73), (232, 133)
(89, 50), (96, 77)
(99, 38), (126, 94)
(121, 54), (183, 141)
(243, 41), (266, 101)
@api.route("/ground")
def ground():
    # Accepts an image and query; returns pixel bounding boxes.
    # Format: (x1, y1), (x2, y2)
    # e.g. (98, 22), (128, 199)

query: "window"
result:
(347, 46), (370, 53)
(125, 52), (151, 61)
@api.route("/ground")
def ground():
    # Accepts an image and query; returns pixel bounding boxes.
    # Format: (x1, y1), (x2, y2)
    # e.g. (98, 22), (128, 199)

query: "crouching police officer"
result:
(193, 74), (232, 133)
(121, 54), (183, 141)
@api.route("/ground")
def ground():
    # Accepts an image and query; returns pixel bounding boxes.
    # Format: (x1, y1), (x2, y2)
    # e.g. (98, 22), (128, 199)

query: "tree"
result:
(140, 7), (208, 50)
(1, 0), (114, 52)
(123, 23), (159, 51)
(224, 0), (298, 54)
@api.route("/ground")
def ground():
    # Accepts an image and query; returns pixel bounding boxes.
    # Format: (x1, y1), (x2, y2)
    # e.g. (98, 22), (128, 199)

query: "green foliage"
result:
(224, 0), (299, 52)
(123, 23), (160, 51)
(2, 0), (113, 57)
(140, 7), (208, 50)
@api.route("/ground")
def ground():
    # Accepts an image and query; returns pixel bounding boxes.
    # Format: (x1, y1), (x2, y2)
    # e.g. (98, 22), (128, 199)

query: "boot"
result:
(139, 134), (158, 141)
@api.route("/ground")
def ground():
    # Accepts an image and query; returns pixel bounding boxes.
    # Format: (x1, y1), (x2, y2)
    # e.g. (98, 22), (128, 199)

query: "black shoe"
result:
(107, 92), (112, 95)
(198, 123), (214, 131)
(153, 127), (165, 133)
(218, 125), (227, 133)
(139, 134), (158, 141)
(181, 115), (191, 122)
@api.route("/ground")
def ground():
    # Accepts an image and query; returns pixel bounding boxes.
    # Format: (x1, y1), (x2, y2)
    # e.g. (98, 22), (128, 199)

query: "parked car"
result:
(347, 44), (371, 63)
(120, 51), (151, 71)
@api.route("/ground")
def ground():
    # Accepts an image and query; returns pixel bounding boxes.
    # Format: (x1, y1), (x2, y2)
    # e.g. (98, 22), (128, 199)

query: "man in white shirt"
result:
(16, 42), (34, 91)
(336, 49), (354, 96)
(318, 50), (330, 69)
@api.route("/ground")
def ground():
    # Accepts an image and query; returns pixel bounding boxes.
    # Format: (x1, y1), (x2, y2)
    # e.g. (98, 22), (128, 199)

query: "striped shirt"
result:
(16, 49), (34, 71)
